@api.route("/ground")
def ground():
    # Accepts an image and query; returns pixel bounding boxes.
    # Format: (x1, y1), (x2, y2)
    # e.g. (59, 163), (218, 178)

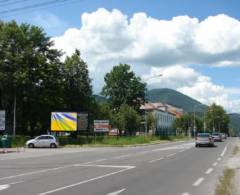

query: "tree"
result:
(102, 64), (146, 111)
(62, 50), (93, 111)
(0, 21), (63, 135)
(173, 113), (203, 136)
(205, 103), (230, 133)
(112, 104), (141, 136)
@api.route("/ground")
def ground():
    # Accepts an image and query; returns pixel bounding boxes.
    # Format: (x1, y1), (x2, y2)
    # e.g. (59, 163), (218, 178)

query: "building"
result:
(140, 102), (183, 136)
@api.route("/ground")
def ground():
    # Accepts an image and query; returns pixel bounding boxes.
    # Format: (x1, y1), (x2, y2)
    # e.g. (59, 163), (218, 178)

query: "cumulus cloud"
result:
(52, 8), (240, 67)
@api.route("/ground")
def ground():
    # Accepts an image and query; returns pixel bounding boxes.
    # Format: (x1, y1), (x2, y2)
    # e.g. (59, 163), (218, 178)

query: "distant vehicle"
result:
(195, 133), (214, 147)
(212, 132), (223, 142)
(221, 133), (227, 139)
(26, 135), (58, 148)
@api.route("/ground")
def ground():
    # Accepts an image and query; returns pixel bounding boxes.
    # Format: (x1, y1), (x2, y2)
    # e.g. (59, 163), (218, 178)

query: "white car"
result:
(195, 133), (214, 147)
(26, 135), (58, 148)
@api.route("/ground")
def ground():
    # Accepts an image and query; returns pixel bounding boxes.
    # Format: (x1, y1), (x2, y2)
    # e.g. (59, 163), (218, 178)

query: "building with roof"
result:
(140, 102), (183, 136)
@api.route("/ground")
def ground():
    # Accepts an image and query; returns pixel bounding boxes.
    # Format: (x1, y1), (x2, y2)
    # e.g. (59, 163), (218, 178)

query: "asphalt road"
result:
(0, 138), (238, 195)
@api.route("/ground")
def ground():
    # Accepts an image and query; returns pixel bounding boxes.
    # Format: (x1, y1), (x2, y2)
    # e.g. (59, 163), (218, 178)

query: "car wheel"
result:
(50, 143), (57, 148)
(195, 144), (198, 147)
(28, 143), (34, 148)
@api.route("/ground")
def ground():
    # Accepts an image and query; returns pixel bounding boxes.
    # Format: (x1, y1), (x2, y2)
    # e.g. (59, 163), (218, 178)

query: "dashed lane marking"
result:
(192, 177), (204, 187)
(106, 188), (126, 195)
(205, 168), (213, 174)
(149, 157), (164, 163)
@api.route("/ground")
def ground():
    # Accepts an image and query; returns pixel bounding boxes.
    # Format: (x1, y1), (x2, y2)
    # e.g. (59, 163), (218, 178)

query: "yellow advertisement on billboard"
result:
(51, 112), (77, 131)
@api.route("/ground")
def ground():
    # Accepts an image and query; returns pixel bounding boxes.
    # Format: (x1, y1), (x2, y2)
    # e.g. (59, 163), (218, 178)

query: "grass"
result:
(232, 146), (240, 156)
(215, 168), (236, 195)
(61, 135), (190, 147)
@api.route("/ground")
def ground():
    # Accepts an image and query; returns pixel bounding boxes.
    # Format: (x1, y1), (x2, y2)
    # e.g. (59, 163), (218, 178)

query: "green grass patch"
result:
(232, 146), (240, 156)
(215, 168), (236, 195)
(59, 135), (190, 147)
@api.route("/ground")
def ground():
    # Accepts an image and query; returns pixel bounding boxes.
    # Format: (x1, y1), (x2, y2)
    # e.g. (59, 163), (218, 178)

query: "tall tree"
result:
(205, 103), (230, 133)
(0, 21), (63, 135)
(102, 64), (146, 111)
(62, 50), (93, 111)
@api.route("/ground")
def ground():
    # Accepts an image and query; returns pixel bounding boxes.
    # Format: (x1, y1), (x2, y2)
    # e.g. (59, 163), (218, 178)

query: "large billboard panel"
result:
(51, 112), (77, 131)
(94, 120), (109, 132)
(0, 110), (5, 131)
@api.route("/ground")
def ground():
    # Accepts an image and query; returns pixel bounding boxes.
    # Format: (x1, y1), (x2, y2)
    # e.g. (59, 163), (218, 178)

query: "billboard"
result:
(0, 110), (5, 131)
(51, 112), (77, 131)
(77, 113), (88, 131)
(94, 120), (109, 132)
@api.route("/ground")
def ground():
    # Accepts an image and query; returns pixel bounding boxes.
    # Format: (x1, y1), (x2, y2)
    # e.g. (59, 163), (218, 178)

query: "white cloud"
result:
(52, 8), (240, 67)
(51, 8), (240, 113)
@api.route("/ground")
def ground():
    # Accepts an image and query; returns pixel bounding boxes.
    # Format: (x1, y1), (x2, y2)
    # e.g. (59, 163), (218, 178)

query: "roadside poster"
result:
(77, 113), (88, 131)
(51, 112), (77, 131)
(94, 120), (109, 132)
(0, 110), (5, 131)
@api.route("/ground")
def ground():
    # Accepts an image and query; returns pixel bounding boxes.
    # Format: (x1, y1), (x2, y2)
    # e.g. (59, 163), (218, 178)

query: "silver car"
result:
(26, 135), (58, 148)
(195, 133), (214, 147)
(212, 132), (223, 142)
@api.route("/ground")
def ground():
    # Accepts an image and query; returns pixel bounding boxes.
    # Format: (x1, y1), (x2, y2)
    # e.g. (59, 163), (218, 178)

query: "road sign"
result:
(94, 120), (109, 132)
(0, 110), (6, 131)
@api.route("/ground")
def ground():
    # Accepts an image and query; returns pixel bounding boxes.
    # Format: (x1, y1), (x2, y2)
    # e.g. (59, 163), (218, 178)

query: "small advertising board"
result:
(0, 110), (5, 131)
(77, 113), (88, 131)
(51, 112), (77, 131)
(94, 120), (109, 132)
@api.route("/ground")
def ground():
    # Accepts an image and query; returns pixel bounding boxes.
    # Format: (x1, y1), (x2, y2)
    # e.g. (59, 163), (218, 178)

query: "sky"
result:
(1, 0), (240, 113)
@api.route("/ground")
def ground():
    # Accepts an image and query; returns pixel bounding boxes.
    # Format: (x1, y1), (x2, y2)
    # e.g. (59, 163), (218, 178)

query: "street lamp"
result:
(143, 74), (163, 136)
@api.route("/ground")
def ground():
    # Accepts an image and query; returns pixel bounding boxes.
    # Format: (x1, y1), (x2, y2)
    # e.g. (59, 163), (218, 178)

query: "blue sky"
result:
(1, 0), (240, 112)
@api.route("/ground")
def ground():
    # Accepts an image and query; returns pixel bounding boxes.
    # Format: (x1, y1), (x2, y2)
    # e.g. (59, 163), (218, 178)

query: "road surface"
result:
(0, 138), (237, 195)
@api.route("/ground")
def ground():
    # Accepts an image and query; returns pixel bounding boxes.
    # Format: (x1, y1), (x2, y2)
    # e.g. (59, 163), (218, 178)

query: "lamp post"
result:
(143, 74), (163, 136)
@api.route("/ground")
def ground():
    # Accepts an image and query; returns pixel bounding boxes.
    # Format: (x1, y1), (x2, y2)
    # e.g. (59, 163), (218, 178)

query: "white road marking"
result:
(182, 193), (190, 195)
(217, 157), (221, 161)
(205, 168), (213, 174)
(149, 157), (164, 163)
(0, 181), (24, 191)
(179, 150), (185, 153)
(38, 165), (135, 195)
(107, 188), (126, 195)
(114, 155), (131, 159)
(0, 184), (9, 191)
(83, 159), (107, 164)
(166, 153), (177, 157)
(220, 144), (228, 157)
(193, 177), (204, 186)
(213, 162), (218, 166)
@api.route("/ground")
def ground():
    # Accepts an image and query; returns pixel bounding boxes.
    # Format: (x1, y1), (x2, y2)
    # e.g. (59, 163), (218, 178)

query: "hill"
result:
(93, 95), (107, 103)
(147, 88), (208, 113)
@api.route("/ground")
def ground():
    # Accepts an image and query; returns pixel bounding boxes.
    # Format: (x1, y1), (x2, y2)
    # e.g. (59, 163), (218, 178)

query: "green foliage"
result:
(147, 112), (156, 132)
(62, 50), (93, 111)
(0, 21), (93, 136)
(173, 113), (203, 135)
(112, 104), (141, 135)
(205, 103), (230, 133)
(228, 113), (240, 136)
(102, 64), (146, 111)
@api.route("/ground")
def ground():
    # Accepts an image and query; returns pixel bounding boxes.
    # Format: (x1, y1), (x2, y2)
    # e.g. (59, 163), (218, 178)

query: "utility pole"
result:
(13, 94), (16, 136)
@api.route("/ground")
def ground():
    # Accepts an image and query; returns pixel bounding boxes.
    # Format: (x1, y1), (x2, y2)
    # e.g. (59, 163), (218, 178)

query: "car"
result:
(195, 133), (214, 147)
(26, 135), (58, 148)
(221, 133), (227, 139)
(212, 132), (223, 142)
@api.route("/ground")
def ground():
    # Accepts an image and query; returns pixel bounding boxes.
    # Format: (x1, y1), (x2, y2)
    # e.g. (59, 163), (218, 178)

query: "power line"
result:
(0, 0), (71, 15)
(0, 0), (32, 7)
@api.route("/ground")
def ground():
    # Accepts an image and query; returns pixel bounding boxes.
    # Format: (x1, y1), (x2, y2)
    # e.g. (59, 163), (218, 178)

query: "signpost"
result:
(0, 110), (5, 131)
